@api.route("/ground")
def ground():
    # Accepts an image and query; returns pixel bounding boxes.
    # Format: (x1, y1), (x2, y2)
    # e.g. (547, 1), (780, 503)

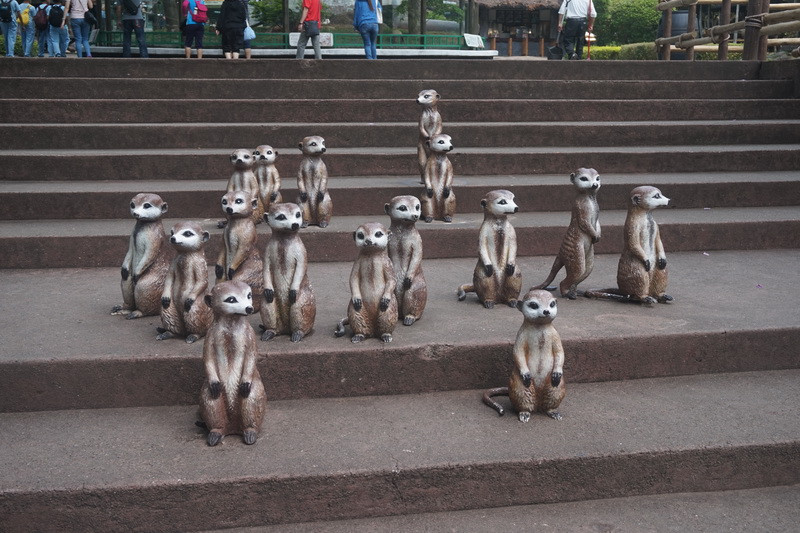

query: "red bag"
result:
(186, 0), (207, 24)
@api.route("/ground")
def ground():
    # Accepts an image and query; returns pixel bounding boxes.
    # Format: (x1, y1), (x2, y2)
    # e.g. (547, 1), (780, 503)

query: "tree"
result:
(603, 0), (661, 45)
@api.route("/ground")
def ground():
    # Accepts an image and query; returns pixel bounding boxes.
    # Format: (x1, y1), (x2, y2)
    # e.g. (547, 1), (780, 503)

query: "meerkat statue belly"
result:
(586, 186), (672, 305)
(219, 149), (262, 228)
(420, 133), (456, 223)
(417, 89), (442, 183)
(157, 221), (213, 343)
(385, 195), (427, 326)
(457, 190), (522, 308)
(532, 168), (601, 299)
(297, 136), (333, 228)
(335, 222), (398, 343)
(200, 281), (267, 446)
(260, 203), (316, 342)
(254, 145), (282, 212)
(111, 193), (171, 319)
(216, 190), (264, 313)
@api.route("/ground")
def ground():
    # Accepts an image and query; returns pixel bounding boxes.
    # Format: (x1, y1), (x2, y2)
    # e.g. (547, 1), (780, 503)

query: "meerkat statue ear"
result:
(481, 199), (487, 208)
(263, 213), (270, 223)
(516, 300), (523, 311)
(161, 203), (168, 214)
(426, 139), (431, 148)
(202, 231), (210, 243)
(205, 294), (213, 307)
(570, 172), (577, 183)
(352, 231), (358, 241)
(632, 194), (642, 206)
(384, 203), (391, 215)
(251, 198), (258, 209)
(298, 142), (303, 151)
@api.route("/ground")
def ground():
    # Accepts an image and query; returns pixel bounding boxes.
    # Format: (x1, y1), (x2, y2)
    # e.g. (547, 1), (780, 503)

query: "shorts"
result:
(184, 23), (204, 48)
(221, 27), (243, 53)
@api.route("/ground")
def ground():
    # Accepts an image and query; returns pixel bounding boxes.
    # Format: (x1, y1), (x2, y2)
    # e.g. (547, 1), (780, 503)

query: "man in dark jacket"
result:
(215, 0), (246, 59)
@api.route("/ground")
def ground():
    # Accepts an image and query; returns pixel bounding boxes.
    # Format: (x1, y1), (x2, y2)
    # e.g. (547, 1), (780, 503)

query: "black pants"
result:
(563, 17), (587, 58)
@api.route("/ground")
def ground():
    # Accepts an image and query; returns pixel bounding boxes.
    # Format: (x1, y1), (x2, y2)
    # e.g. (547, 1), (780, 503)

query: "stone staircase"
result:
(0, 58), (799, 531)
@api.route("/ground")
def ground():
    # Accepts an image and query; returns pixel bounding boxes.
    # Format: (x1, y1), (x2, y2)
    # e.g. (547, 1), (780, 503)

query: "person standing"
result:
(182, 0), (205, 58)
(557, 0), (595, 60)
(353, 0), (380, 59)
(215, 0), (245, 59)
(46, 0), (67, 56)
(295, 0), (320, 60)
(0, 0), (21, 56)
(115, 0), (148, 57)
(34, 0), (49, 56)
(64, 0), (91, 57)
(17, 0), (35, 56)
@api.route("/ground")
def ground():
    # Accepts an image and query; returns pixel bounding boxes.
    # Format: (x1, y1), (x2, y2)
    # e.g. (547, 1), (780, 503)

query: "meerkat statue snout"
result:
(532, 168), (601, 299)
(111, 193), (171, 320)
(260, 203), (316, 342)
(199, 281), (267, 447)
(219, 149), (262, 228)
(457, 190), (522, 308)
(254, 145), (282, 212)
(157, 221), (213, 343)
(483, 290), (566, 422)
(216, 190), (264, 313)
(417, 89), (442, 183)
(297, 136), (333, 228)
(385, 195), (427, 326)
(420, 133), (456, 223)
(335, 222), (398, 343)
(585, 186), (672, 305)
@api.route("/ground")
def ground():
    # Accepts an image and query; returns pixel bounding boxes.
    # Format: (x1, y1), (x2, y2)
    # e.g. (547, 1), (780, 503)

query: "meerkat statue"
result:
(483, 289), (566, 422)
(218, 149), (262, 228)
(334, 222), (398, 343)
(532, 168), (601, 299)
(157, 221), (213, 344)
(457, 190), (522, 309)
(216, 190), (264, 313)
(111, 193), (171, 320)
(385, 195), (427, 326)
(420, 133), (456, 223)
(254, 145), (282, 213)
(585, 186), (672, 305)
(259, 203), (316, 342)
(199, 281), (267, 446)
(417, 89), (442, 183)
(297, 135), (333, 228)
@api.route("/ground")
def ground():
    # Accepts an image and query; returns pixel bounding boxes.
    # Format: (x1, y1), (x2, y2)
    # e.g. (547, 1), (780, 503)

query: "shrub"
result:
(587, 45), (620, 60)
(618, 41), (658, 60)
(601, 0), (661, 45)
(0, 34), (37, 56)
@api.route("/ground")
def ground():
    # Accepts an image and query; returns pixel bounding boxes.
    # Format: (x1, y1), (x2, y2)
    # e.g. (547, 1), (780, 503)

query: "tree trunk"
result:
(408, 0), (421, 34)
(164, 0), (180, 31)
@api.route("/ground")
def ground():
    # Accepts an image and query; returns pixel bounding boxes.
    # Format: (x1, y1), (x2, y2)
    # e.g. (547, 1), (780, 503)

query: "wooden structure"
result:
(477, 0), (560, 56)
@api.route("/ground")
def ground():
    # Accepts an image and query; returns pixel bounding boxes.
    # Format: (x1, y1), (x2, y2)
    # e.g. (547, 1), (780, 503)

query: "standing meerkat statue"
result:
(532, 168), (601, 299)
(335, 222), (398, 343)
(457, 190), (522, 308)
(157, 221), (213, 344)
(585, 186), (672, 305)
(111, 193), (171, 320)
(420, 133), (456, 223)
(417, 89), (442, 182)
(216, 190), (264, 313)
(259, 203), (316, 342)
(199, 281), (267, 447)
(218, 149), (262, 228)
(385, 195), (427, 326)
(483, 289), (566, 422)
(254, 145), (282, 213)
(297, 135), (333, 228)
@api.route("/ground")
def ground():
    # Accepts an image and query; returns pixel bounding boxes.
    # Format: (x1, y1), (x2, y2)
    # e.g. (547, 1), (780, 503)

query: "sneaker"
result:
(570, 53), (579, 60)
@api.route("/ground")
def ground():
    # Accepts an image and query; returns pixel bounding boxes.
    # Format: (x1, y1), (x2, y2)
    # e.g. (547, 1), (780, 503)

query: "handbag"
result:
(84, 9), (98, 27)
(244, 21), (255, 41)
(303, 20), (319, 37)
(376, 1), (383, 24)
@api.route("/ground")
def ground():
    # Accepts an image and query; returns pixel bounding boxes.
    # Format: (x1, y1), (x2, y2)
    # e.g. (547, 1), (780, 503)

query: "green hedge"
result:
(618, 42), (659, 60)
(0, 35), (38, 56)
(588, 46), (620, 60)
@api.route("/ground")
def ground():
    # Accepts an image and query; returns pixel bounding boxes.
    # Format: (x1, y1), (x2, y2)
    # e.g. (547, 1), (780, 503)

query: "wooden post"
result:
(743, 0), (763, 59)
(719, 0), (731, 59)
(759, 0), (771, 59)
(490, 35), (497, 50)
(539, 36), (545, 57)
(687, 3), (697, 59)
(522, 36), (529, 56)
(507, 36), (513, 56)
(661, 8), (673, 60)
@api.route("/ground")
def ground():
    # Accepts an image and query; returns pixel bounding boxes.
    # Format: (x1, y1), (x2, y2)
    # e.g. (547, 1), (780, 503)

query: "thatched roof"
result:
(473, 0), (560, 9)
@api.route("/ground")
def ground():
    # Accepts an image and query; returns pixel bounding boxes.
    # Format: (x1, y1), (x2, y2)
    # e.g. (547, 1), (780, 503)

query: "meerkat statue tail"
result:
(531, 256), (563, 292)
(334, 317), (349, 337)
(457, 284), (474, 301)
(482, 387), (508, 416)
(584, 288), (636, 303)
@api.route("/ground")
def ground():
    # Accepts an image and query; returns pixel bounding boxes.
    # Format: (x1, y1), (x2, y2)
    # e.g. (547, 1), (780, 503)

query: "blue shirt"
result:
(1, 0), (22, 28)
(353, 0), (379, 29)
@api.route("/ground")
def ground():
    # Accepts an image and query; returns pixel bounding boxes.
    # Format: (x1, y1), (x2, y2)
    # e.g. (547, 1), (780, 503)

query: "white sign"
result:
(463, 33), (485, 49)
(289, 32), (334, 47)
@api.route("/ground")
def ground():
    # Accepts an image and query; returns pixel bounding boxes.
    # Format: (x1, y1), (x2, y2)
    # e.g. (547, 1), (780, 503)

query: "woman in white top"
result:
(64, 0), (92, 57)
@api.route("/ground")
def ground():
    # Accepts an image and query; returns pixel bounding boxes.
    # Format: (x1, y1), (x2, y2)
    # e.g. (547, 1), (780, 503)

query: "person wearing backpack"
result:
(46, 0), (67, 57)
(115, 0), (148, 57)
(64, 0), (92, 57)
(34, 0), (49, 56)
(181, 0), (206, 59)
(0, 0), (22, 56)
(17, 0), (35, 56)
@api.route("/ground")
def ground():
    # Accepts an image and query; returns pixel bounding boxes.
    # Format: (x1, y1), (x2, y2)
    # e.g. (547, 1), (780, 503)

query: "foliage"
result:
(251, 0), (292, 30)
(599, 0), (661, 46)
(697, 50), (743, 60)
(587, 45), (620, 60)
(395, 0), (464, 23)
(618, 41), (658, 60)
(0, 34), (37, 56)
(592, 0), (613, 46)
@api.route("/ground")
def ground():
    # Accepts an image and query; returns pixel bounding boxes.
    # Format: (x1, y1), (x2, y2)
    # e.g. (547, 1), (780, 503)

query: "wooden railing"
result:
(655, 0), (800, 60)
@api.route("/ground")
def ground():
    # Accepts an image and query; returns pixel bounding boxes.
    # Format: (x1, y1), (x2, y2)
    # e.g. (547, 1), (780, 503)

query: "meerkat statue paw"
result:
(424, 216), (433, 223)
(183, 298), (194, 312)
(564, 290), (578, 300)
(126, 310), (144, 320)
(657, 258), (667, 270)
(403, 316), (416, 326)
(403, 277), (412, 290)
(110, 305), (128, 315)
(505, 263), (515, 276)
(483, 300), (495, 309)
(641, 296), (657, 306)
(351, 334), (365, 343)
(243, 429), (258, 445)
(443, 215), (453, 223)
(381, 333), (393, 343)
(209, 381), (221, 399)
(643, 259), (652, 272)
(120, 267), (130, 280)
(239, 382), (251, 398)
(546, 411), (563, 421)
(518, 411), (531, 423)
(457, 288), (467, 301)
(379, 297), (390, 312)
(522, 372), (532, 388)
(263, 288), (275, 303)
(155, 331), (174, 341)
(658, 294), (674, 303)
(551, 372), (562, 387)
(217, 220), (227, 229)
(161, 296), (171, 309)
(260, 329), (276, 341)
(352, 298), (362, 311)
(290, 331), (306, 342)
(185, 334), (200, 344)
(319, 221), (329, 228)
(207, 431), (223, 447)
(506, 299), (517, 308)
(215, 264), (224, 280)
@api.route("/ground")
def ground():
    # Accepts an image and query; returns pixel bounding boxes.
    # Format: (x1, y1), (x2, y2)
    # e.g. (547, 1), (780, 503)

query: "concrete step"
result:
(0, 57), (773, 81)
(2, 250), (798, 412)
(1, 369), (798, 530)
(3, 172), (799, 220)
(2, 206), (799, 269)
(223, 484), (800, 533)
(9, 77), (793, 100)
(4, 144), (800, 181)
(4, 120), (799, 151)
(4, 98), (798, 124)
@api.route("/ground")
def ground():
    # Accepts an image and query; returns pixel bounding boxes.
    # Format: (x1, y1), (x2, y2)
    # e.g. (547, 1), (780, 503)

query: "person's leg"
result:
(369, 23), (378, 59)
(80, 18), (91, 56)
(311, 33), (320, 59)
(196, 25), (203, 58)
(70, 19), (83, 56)
(23, 25), (34, 56)
(575, 20), (587, 59)
(37, 27), (48, 56)
(358, 23), (371, 58)
(232, 29), (242, 59)
(121, 19), (133, 57)
(295, 30), (308, 59)
(58, 25), (67, 56)
(133, 19), (148, 57)
(47, 25), (59, 57)
(184, 23), (193, 58)
(2, 22), (17, 57)
(243, 38), (251, 59)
